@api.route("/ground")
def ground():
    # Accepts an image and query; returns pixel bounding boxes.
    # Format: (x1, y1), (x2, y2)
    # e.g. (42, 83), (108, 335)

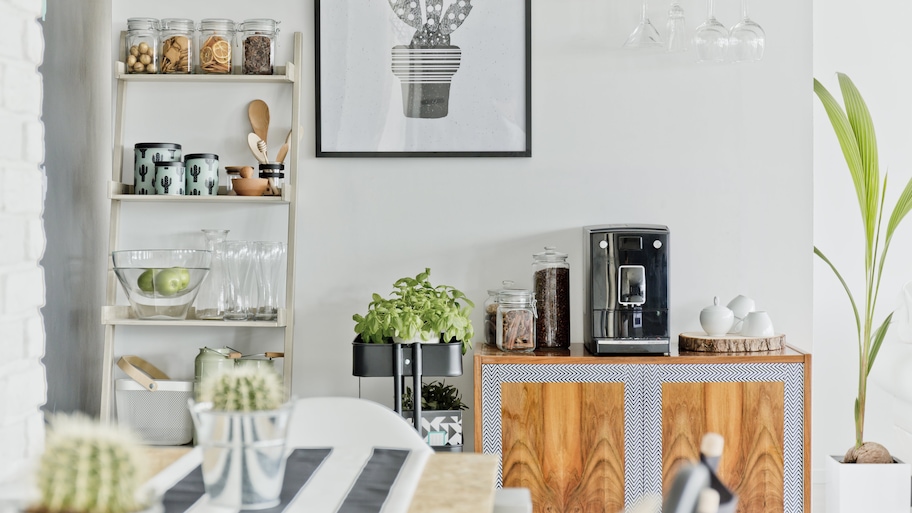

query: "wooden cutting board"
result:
(679, 332), (785, 352)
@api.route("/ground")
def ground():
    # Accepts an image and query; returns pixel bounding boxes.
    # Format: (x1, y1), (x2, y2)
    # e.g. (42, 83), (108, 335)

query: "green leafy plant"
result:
(352, 268), (474, 353)
(402, 380), (468, 411)
(31, 414), (149, 513)
(814, 73), (912, 462)
(200, 366), (285, 412)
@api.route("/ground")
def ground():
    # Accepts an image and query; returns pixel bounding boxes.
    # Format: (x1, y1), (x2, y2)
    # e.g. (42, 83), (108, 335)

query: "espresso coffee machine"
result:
(584, 224), (669, 355)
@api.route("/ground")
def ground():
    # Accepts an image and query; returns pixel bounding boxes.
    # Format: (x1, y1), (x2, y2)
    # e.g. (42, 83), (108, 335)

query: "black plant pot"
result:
(351, 337), (463, 378)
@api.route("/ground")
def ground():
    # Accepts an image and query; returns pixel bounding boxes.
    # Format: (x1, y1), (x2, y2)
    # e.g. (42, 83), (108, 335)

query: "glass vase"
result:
(254, 241), (286, 321)
(194, 229), (229, 320)
(224, 240), (254, 321)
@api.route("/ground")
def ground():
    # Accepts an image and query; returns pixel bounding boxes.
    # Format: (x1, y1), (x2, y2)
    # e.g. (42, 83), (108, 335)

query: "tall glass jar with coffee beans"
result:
(198, 19), (235, 74)
(125, 18), (159, 74)
(239, 19), (279, 75)
(532, 246), (570, 349)
(159, 18), (194, 74)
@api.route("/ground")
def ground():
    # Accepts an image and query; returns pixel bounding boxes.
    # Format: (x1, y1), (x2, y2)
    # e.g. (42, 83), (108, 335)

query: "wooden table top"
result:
(473, 342), (809, 364)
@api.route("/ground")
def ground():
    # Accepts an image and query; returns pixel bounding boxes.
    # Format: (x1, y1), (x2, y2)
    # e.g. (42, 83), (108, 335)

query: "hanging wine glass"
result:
(665, 1), (687, 53)
(693, 0), (728, 63)
(729, 0), (765, 62)
(623, 0), (664, 49)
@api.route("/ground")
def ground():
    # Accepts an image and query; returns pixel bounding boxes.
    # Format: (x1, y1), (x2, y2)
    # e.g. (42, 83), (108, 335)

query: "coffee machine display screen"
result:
(618, 265), (646, 306)
(619, 236), (642, 251)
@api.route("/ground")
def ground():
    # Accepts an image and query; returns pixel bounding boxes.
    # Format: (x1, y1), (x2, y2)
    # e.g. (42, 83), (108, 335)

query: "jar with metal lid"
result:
(532, 246), (570, 349)
(125, 18), (159, 74)
(198, 18), (235, 74)
(160, 18), (194, 74)
(258, 162), (285, 196)
(193, 346), (234, 399)
(185, 153), (219, 195)
(484, 280), (514, 347)
(496, 289), (536, 352)
(239, 19), (279, 75)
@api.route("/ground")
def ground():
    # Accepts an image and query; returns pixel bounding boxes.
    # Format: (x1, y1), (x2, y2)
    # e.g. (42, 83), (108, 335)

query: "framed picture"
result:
(315, 0), (531, 157)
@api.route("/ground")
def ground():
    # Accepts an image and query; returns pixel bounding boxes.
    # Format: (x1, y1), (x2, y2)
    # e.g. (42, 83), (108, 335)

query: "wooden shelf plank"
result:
(115, 61), (295, 83)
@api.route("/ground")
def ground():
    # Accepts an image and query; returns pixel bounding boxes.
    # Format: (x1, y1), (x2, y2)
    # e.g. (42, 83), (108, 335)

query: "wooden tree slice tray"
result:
(679, 332), (786, 352)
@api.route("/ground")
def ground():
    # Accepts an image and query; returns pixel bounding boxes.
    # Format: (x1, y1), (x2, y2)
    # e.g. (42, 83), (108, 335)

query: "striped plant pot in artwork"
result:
(391, 45), (461, 119)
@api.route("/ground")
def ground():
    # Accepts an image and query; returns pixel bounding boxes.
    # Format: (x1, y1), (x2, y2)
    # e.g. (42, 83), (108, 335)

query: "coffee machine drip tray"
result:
(586, 307), (670, 355)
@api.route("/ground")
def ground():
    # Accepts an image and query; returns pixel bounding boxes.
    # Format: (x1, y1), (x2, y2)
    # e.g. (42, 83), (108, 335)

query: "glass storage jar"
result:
(125, 18), (159, 74)
(258, 162), (285, 196)
(239, 18), (279, 75)
(198, 18), (235, 74)
(496, 289), (536, 352)
(532, 246), (571, 349)
(195, 229), (229, 319)
(484, 280), (514, 347)
(160, 18), (194, 74)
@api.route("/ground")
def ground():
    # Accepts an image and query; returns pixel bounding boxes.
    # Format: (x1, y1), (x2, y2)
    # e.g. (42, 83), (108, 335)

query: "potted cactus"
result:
(189, 366), (293, 510)
(388, 0), (473, 118)
(27, 413), (159, 513)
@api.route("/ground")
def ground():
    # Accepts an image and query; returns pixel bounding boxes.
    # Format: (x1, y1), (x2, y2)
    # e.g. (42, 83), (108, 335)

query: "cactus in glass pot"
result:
(200, 366), (284, 411)
(31, 414), (149, 513)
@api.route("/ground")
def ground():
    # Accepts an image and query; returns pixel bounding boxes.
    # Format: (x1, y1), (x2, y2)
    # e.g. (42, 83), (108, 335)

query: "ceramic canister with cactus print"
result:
(184, 153), (220, 196)
(154, 161), (185, 195)
(134, 143), (181, 195)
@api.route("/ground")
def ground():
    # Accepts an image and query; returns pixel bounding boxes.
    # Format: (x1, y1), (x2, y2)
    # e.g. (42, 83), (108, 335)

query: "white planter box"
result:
(826, 455), (911, 513)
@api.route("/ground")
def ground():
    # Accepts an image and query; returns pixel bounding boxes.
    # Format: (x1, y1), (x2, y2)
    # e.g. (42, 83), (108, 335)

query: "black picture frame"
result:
(315, 0), (532, 158)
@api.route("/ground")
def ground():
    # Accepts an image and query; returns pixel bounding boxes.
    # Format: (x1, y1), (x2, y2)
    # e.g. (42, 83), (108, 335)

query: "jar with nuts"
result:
(159, 18), (194, 74)
(198, 18), (235, 74)
(125, 18), (159, 74)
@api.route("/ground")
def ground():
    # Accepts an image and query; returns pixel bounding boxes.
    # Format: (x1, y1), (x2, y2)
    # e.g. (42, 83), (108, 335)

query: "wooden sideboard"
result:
(473, 343), (811, 513)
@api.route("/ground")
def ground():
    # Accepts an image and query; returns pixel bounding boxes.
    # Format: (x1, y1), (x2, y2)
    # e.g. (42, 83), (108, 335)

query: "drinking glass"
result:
(224, 240), (253, 321)
(254, 241), (286, 321)
(623, 0), (664, 49)
(665, 1), (687, 53)
(728, 0), (765, 62)
(195, 229), (229, 320)
(693, 0), (728, 63)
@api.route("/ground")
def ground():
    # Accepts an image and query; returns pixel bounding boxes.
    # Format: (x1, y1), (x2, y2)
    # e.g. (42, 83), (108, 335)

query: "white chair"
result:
(288, 397), (433, 452)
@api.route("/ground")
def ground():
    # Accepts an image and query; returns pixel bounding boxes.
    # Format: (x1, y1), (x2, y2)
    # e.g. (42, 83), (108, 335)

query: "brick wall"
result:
(0, 0), (47, 483)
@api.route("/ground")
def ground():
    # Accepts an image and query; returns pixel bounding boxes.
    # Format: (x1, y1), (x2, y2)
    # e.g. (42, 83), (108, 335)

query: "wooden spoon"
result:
(247, 99), (270, 145)
(275, 130), (293, 163)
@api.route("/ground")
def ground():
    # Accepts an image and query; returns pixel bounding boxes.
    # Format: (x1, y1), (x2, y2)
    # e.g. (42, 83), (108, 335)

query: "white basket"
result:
(116, 378), (193, 445)
(115, 356), (193, 445)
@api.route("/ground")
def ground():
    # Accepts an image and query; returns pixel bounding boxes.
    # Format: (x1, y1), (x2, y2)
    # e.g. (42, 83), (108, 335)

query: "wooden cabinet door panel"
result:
(501, 382), (626, 513)
(662, 381), (785, 513)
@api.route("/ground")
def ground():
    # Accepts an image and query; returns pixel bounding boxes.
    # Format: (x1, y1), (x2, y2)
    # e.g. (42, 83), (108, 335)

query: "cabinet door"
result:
(478, 363), (639, 513)
(502, 382), (626, 513)
(645, 363), (807, 513)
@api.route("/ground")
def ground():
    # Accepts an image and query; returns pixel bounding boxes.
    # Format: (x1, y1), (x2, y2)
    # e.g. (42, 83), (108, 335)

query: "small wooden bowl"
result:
(232, 177), (268, 196)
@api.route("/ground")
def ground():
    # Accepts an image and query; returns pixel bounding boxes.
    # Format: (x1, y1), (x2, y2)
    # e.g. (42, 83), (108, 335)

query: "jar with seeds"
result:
(160, 18), (194, 74)
(198, 18), (235, 74)
(239, 18), (279, 75)
(125, 18), (159, 74)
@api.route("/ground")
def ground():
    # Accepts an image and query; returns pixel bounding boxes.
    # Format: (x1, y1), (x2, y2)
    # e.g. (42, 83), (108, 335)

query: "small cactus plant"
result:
(32, 414), (148, 513)
(200, 366), (285, 412)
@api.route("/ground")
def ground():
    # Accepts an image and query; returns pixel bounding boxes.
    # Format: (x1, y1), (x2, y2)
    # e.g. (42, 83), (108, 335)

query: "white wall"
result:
(0, 0), (46, 483)
(813, 0), (912, 478)
(108, 0), (813, 459)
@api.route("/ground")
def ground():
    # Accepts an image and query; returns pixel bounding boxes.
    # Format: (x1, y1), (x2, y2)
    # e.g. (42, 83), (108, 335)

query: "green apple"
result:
(153, 268), (185, 296)
(137, 268), (158, 293)
(174, 267), (191, 289)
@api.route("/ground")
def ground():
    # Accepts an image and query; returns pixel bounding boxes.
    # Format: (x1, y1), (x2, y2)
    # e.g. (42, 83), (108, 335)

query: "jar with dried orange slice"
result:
(198, 19), (236, 74)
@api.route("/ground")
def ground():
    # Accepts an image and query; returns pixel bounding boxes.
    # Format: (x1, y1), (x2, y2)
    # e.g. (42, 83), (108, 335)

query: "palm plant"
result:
(814, 73), (912, 461)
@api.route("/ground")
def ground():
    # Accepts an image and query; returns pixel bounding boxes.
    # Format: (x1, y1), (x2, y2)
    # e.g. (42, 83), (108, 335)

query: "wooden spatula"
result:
(247, 99), (270, 145)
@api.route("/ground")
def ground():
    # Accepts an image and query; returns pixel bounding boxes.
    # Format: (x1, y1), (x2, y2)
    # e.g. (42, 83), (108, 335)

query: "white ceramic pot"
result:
(826, 455), (911, 513)
(700, 297), (734, 336)
(740, 311), (774, 337)
(726, 294), (756, 334)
